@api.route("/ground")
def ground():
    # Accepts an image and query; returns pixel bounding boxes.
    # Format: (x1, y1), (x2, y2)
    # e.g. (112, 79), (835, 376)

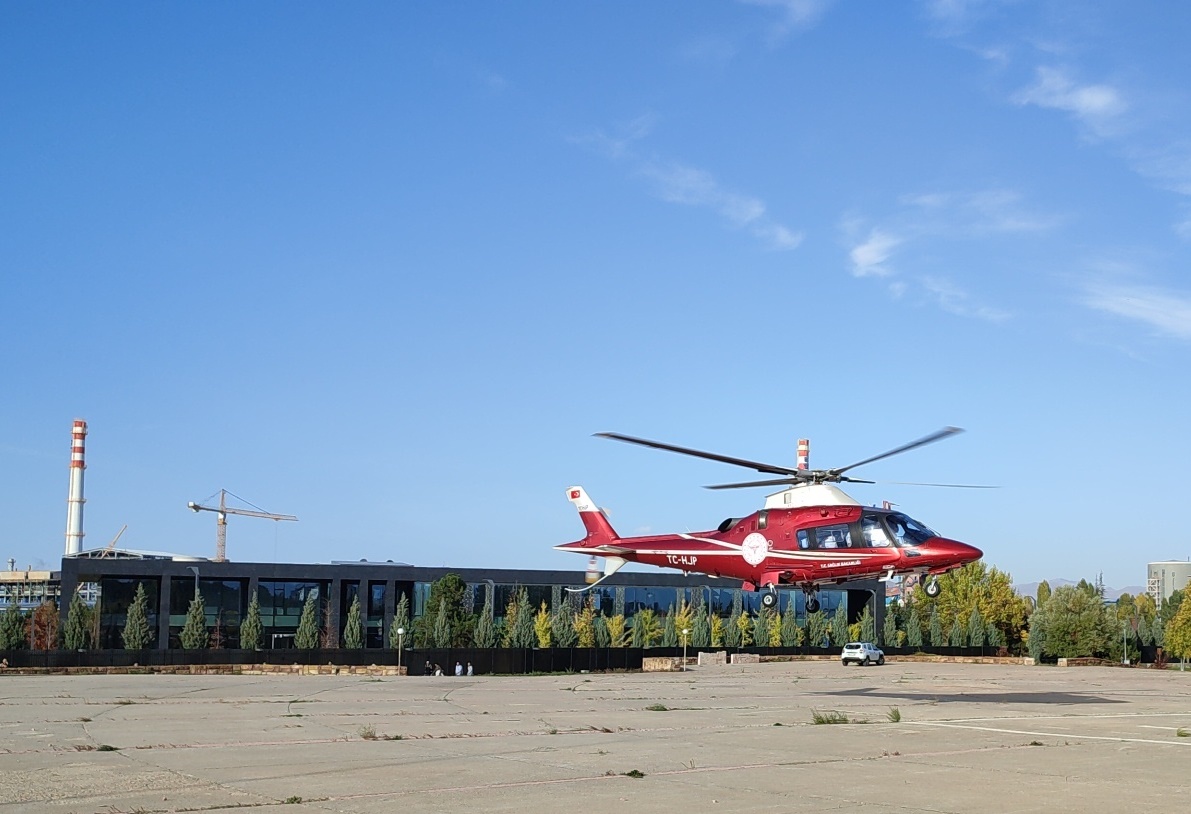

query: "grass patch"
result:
(1178, 728), (1189, 738)
(1028, 740), (1044, 746)
(887, 707), (901, 723)
(283, 796), (303, 804)
(645, 704), (669, 712)
(77, 716), (92, 723)
(811, 709), (850, 725)
(382, 733), (403, 741)
(358, 725), (378, 740)
(623, 769), (645, 778)
(115, 699), (135, 706)
(96, 744), (119, 751)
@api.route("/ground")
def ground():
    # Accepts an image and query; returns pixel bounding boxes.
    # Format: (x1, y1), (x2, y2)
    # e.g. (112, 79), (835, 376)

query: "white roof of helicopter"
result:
(763, 483), (861, 510)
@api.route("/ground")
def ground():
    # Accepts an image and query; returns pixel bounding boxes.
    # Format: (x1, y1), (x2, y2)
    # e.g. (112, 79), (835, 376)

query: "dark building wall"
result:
(59, 557), (883, 650)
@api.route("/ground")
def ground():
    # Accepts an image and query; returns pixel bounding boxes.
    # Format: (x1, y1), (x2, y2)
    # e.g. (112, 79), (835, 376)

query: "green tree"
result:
(881, 606), (898, 647)
(859, 605), (875, 643)
(0, 602), (26, 649)
(1160, 589), (1185, 626)
(781, 605), (802, 646)
(122, 583), (152, 650)
(240, 593), (263, 650)
(574, 599), (595, 648)
(722, 610), (742, 647)
(751, 607), (769, 647)
(948, 613), (966, 647)
(910, 562), (1028, 649)
(512, 589), (536, 648)
(63, 589), (91, 651)
(343, 595), (364, 649)
(1027, 605), (1046, 662)
(692, 603), (711, 647)
(831, 603), (848, 646)
(928, 607), (943, 646)
(661, 605), (678, 647)
(1137, 614), (1153, 646)
(1153, 615), (1166, 648)
(1164, 590), (1191, 668)
(414, 574), (474, 648)
(1036, 580), (1051, 607)
(294, 591), (320, 649)
(433, 598), (452, 648)
(473, 592), (496, 648)
(634, 608), (662, 647)
(180, 591), (209, 650)
(968, 606), (986, 647)
(593, 613), (611, 647)
(553, 604), (578, 647)
(1038, 584), (1113, 658)
(390, 593), (410, 648)
(806, 610), (828, 648)
(987, 622), (1004, 648)
(906, 608), (923, 648)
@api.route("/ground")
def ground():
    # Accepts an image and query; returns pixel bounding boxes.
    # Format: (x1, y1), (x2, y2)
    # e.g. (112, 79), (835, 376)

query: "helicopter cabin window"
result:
(862, 514), (892, 547)
(758, 511), (768, 530)
(797, 529), (810, 549)
(814, 524), (852, 549)
(884, 513), (937, 547)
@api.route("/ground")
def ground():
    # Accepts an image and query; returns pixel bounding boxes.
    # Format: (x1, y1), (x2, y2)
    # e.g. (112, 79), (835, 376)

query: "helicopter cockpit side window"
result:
(797, 529), (810, 550)
(862, 514), (892, 547)
(815, 524), (852, 549)
(884, 512), (937, 547)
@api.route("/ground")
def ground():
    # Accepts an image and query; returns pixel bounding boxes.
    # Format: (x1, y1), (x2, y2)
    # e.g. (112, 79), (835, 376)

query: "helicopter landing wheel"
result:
(924, 577), (941, 598)
(805, 593), (820, 614)
(761, 590), (777, 609)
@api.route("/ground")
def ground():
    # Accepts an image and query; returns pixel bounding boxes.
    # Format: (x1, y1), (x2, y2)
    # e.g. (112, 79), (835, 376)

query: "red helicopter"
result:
(555, 427), (985, 612)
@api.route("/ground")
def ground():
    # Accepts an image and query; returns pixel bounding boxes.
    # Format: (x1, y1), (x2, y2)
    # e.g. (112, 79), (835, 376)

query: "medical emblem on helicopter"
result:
(557, 427), (989, 612)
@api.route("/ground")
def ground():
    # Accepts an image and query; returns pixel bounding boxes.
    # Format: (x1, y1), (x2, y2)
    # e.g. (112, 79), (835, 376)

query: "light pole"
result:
(187, 566), (200, 596)
(682, 628), (690, 671)
(396, 627), (405, 673)
(1122, 620), (1128, 665)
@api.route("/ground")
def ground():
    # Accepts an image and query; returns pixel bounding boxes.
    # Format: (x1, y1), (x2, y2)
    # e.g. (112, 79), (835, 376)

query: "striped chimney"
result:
(64, 419), (87, 556)
(796, 438), (810, 471)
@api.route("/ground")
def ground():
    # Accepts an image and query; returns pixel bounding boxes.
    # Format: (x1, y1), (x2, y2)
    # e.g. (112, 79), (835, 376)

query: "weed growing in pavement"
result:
(811, 710), (849, 725)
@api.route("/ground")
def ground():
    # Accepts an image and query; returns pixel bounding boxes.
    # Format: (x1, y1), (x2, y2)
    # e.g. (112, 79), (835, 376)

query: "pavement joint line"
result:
(907, 720), (1191, 746)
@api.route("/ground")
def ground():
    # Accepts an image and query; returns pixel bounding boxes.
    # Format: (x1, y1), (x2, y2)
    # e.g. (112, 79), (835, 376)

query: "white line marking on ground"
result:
(909, 720), (1189, 747)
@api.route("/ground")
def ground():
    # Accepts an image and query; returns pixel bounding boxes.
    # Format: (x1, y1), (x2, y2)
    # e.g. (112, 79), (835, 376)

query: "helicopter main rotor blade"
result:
(595, 432), (800, 476)
(704, 477), (803, 490)
(832, 426), (964, 477)
(882, 480), (998, 489)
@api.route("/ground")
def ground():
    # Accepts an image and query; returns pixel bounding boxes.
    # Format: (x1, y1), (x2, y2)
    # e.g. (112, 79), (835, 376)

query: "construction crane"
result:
(188, 489), (297, 562)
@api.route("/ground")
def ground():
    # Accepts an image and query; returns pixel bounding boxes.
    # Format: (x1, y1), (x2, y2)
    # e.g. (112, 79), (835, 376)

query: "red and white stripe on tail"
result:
(566, 486), (619, 546)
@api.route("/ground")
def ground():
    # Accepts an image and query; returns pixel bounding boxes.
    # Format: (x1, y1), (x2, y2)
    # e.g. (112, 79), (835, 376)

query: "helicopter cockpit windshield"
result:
(884, 512), (938, 547)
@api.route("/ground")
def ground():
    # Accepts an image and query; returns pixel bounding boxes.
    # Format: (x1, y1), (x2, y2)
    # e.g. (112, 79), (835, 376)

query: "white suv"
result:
(840, 642), (884, 666)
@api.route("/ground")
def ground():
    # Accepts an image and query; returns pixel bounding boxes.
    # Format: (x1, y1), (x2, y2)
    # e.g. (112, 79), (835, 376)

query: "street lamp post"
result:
(396, 627), (405, 673)
(187, 566), (200, 596)
(682, 628), (690, 671)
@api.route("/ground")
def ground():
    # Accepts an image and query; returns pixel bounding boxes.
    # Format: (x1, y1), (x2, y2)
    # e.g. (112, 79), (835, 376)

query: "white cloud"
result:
(1083, 283), (1191, 340)
(1012, 66), (1127, 137)
(921, 276), (1011, 322)
(900, 188), (1059, 234)
(848, 229), (902, 277)
(739, 0), (833, 39)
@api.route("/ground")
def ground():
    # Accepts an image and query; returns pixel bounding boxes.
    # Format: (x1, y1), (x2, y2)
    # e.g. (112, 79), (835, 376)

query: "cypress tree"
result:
(390, 593), (410, 648)
(906, 608), (924, 648)
(807, 610), (828, 648)
(433, 598), (451, 647)
(722, 611), (742, 647)
(343, 595), (364, 649)
(295, 592), (320, 649)
(661, 605), (678, 647)
(928, 607), (943, 646)
(512, 589), (536, 647)
(593, 613), (611, 648)
(881, 606), (898, 647)
(692, 604), (711, 647)
(859, 605), (875, 643)
(474, 593), (495, 647)
(949, 613), (966, 647)
(781, 607), (803, 646)
(553, 605), (577, 647)
(968, 607), (986, 647)
(64, 590), (90, 650)
(180, 592), (209, 650)
(0, 602), (26, 649)
(122, 583), (152, 650)
(752, 608), (770, 647)
(240, 593), (263, 651)
(831, 603), (848, 646)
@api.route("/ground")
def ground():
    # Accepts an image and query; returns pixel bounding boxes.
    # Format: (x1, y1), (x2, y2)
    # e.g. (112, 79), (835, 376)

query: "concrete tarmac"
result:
(1, 660), (1190, 813)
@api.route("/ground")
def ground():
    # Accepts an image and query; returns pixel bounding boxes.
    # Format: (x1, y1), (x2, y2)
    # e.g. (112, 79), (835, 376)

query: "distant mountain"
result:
(1015, 579), (1147, 602)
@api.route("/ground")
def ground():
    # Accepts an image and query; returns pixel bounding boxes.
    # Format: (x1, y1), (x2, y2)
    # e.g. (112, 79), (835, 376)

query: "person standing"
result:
(454, 661), (463, 676)
(466, 662), (474, 676)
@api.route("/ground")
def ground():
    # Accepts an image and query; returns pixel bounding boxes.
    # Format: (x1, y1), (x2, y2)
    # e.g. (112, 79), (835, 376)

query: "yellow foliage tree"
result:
(767, 611), (782, 647)
(736, 609), (753, 647)
(1164, 589), (1191, 666)
(910, 561), (1028, 645)
(534, 601), (552, 648)
(673, 599), (694, 639)
(607, 614), (627, 647)
(710, 615), (725, 647)
(574, 600), (596, 648)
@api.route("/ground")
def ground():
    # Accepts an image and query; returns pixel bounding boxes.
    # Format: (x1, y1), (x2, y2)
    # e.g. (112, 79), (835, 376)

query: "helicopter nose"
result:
(937, 538), (982, 563)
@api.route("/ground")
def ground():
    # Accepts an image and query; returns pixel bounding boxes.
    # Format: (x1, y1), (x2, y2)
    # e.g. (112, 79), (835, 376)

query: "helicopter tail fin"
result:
(565, 486), (619, 545)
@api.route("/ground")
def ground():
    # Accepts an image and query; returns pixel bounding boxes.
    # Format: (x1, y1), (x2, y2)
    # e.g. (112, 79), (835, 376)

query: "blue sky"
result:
(3, 1), (1190, 589)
